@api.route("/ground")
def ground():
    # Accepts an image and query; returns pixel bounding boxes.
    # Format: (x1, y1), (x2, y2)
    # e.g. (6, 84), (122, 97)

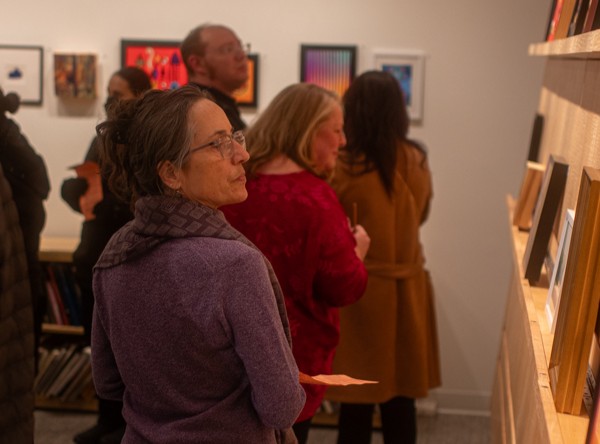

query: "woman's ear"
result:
(157, 160), (181, 192)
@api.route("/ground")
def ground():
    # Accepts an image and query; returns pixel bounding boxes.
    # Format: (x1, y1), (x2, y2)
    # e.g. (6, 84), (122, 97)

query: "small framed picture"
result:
(550, 166), (600, 415)
(300, 44), (357, 98)
(373, 49), (425, 121)
(233, 53), (259, 108)
(513, 160), (545, 231)
(54, 53), (97, 99)
(121, 39), (187, 90)
(522, 154), (568, 284)
(0, 45), (43, 105)
(545, 209), (575, 331)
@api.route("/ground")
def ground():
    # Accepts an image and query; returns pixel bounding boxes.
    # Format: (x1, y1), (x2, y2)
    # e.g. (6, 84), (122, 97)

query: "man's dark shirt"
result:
(188, 82), (246, 132)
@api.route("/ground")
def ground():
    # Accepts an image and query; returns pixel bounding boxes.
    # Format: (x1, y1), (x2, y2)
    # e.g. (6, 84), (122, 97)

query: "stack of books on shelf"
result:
(34, 345), (94, 403)
(546, 0), (600, 40)
(43, 263), (82, 326)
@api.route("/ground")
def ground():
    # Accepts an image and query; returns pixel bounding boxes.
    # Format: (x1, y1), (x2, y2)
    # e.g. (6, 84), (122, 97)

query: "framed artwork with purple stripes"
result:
(300, 44), (356, 98)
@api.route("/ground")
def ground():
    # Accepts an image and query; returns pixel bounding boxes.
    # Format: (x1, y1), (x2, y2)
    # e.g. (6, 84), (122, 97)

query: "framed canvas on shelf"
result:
(300, 44), (357, 99)
(549, 166), (600, 415)
(513, 161), (545, 231)
(584, 319), (600, 418)
(527, 114), (544, 162)
(232, 53), (258, 108)
(522, 154), (569, 284)
(121, 39), (187, 90)
(568, 0), (590, 35)
(0, 45), (43, 105)
(373, 49), (425, 122)
(547, 0), (565, 40)
(587, 375), (600, 443)
(583, 0), (599, 33)
(545, 209), (575, 331)
(554, 0), (579, 39)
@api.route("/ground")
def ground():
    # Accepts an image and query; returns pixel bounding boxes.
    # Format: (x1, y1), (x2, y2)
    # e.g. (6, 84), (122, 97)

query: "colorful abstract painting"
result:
(300, 45), (356, 98)
(232, 53), (258, 108)
(121, 40), (187, 91)
(54, 53), (97, 99)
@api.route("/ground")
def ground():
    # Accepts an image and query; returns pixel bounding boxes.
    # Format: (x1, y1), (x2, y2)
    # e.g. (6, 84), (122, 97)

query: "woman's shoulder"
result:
(160, 236), (262, 268)
(401, 140), (428, 169)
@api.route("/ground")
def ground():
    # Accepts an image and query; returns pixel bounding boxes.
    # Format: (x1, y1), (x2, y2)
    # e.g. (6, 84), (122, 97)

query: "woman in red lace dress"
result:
(222, 83), (370, 444)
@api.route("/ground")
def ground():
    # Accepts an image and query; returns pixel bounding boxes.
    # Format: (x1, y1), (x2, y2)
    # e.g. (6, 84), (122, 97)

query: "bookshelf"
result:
(491, 197), (588, 443)
(491, 26), (600, 443)
(35, 236), (98, 412)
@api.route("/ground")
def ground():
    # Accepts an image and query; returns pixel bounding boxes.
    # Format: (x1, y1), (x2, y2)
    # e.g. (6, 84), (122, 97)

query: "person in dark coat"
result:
(0, 87), (50, 374)
(0, 161), (35, 444)
(61, 67), (151, 444)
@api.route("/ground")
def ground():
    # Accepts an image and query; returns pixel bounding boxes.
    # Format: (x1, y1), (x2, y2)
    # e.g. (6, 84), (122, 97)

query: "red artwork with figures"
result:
(121, 40), (187, 90)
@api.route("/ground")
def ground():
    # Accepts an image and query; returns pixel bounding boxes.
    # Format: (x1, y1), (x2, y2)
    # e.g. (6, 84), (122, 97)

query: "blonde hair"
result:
(245, 83), (339, 177)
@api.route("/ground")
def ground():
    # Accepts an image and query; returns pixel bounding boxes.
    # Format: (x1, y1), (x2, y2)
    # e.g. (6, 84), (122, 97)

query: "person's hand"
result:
(353, 224), (370, 261)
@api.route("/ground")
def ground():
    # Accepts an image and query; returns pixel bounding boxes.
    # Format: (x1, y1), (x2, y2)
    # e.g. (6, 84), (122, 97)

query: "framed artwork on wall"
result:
(0, 45), (43, 105)
(121, 39), (187, 90)
(300, 44), (357, 98)
(54, 53), (97, 99)
(373, 49), (425, 121)
(549, 166), (600, 415)
(233, 53), (259, 108)
(522, 154), (569, 284)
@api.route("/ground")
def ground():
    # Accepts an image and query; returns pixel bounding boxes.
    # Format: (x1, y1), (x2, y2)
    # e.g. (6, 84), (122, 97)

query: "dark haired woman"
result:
(327, 70), (441, 444)
(61, 67), (152, 444)
(90, 85), (304, 442)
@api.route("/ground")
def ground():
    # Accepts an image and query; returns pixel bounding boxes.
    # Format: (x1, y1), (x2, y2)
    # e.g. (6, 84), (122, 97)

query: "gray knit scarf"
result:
(96, 194), (292, 345)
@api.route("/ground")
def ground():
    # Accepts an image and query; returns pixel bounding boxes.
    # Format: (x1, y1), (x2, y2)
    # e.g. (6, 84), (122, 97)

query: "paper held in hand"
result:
(299, 372), (378, 386)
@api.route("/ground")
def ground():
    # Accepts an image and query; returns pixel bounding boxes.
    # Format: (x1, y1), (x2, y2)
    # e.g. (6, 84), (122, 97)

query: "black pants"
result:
(75, 260), (125, 430)
(293, 418), (312, 444)
(337, 396), (416, 444)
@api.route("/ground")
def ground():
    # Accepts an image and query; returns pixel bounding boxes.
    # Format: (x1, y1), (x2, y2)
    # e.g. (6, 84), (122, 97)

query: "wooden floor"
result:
(34, 409), (491, 444)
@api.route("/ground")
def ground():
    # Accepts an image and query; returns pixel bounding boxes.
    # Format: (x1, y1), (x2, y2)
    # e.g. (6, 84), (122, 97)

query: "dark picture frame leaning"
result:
(522, 154), (569, 284)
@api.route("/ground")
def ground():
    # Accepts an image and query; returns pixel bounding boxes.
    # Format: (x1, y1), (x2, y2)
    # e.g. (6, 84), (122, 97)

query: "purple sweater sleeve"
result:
(221, 247), (306, 428)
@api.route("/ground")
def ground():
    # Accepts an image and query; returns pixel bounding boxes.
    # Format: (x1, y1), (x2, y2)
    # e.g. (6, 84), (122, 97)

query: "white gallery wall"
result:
(2, 0), (550, 413)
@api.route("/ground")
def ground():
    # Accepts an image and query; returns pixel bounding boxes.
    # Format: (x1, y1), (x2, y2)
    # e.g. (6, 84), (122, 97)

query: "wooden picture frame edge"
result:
(513, 161), (546, 230)
(549, 166), (600, 414)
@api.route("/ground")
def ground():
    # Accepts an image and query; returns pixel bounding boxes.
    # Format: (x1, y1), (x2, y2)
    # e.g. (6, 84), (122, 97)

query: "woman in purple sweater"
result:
(91, 86), (305, 443)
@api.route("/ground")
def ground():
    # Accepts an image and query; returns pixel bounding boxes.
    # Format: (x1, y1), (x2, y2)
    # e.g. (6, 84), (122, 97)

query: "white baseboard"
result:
(418, 389), (491, 416)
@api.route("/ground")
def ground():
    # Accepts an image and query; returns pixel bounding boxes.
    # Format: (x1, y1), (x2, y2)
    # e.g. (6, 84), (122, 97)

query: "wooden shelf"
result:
(35, 396), (97, 413)
(41, 323), (84, 336)
(491, 196), (588, 443)
(39, 236), (79, 263)
(529, 29), (600, 58)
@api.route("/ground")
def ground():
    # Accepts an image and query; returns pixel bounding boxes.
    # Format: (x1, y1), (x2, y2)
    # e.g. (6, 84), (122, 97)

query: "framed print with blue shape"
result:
(374, 49), (425, 122)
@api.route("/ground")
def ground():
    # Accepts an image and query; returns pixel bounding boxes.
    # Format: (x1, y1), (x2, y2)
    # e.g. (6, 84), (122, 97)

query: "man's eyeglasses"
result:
(213, 42), (250, 56)
(189, 130), (246, 159)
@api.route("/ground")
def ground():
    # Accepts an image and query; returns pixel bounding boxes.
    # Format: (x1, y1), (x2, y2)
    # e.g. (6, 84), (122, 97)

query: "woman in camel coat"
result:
(327, 71), (441, 444)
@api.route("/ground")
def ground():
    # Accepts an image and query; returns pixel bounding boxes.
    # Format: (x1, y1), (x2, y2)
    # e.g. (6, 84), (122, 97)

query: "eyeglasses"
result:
(212, 42), (250, 56)
(189, 130), (246, 159)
